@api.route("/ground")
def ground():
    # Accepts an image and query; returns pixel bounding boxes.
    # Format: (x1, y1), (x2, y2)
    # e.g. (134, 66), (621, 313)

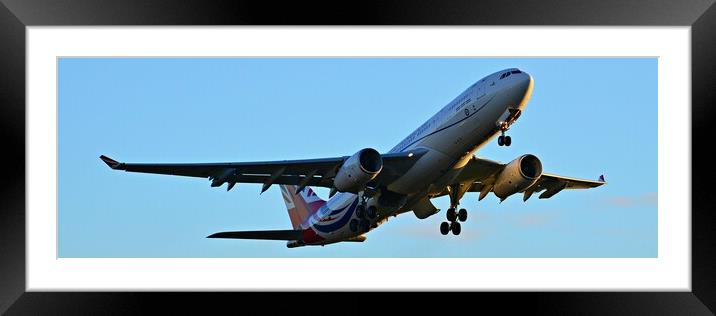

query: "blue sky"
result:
(58, 57), (657, 258)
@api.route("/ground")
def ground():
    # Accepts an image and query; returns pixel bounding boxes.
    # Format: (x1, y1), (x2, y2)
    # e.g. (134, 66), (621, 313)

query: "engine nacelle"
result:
(334, 148), (383, 193)
(493, 154), (543, 199)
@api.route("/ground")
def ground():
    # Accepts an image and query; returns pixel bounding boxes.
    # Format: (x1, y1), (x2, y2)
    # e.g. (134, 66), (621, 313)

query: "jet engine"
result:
(493, 154), (543, 199)
(334, 148), (383, 193)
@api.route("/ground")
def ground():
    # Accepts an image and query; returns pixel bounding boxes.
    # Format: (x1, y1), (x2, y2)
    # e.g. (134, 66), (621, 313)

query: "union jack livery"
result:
(101, 68), (605, 247)
(281, 185), (325, 230)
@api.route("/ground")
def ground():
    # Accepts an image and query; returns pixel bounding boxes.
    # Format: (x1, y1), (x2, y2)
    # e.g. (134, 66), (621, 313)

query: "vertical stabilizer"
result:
(279, 185), (327, 229)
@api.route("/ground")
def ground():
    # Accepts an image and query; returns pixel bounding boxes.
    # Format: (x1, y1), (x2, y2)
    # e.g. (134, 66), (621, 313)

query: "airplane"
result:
(100, 68), (606, 248)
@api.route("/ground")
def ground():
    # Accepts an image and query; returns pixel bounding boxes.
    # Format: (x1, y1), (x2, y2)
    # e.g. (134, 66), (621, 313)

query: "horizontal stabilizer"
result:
(207, 229), (303, 241)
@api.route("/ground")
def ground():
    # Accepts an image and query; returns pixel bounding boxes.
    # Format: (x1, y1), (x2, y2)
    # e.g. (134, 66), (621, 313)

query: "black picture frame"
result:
(1, 0), (714, 314)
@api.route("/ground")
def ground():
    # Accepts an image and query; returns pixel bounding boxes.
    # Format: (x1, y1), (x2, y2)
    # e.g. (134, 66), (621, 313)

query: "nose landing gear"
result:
(497, 122), (512, 147)
(498, 134), (512, 146)
(497, 108), (521, 147)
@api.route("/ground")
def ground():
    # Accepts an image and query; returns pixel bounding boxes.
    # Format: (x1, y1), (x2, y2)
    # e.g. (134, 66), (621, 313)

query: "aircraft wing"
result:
(516, 173), (606, 200)
(455, 156), (606, 201)
(99, 148), (427, 192)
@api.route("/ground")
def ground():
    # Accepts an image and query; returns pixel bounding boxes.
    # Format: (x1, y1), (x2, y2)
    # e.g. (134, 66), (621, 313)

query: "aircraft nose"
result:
(514, 72), (534, 109)
(517, 72), (532, 93)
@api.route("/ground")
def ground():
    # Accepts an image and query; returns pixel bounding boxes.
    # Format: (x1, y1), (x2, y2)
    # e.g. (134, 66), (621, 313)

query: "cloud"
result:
(397, 224), (484, 242)
(598, 228), (633, 237)
(393, 209), (558, 242)
(498, 211), (558, 229)
(604, 192), (657, 208)
(511, 213), (556, 228)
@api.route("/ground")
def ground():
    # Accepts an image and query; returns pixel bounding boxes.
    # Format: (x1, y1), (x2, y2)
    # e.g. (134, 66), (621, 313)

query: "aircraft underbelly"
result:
(387, 96), (509, 195)
(387, 149), (452, 194)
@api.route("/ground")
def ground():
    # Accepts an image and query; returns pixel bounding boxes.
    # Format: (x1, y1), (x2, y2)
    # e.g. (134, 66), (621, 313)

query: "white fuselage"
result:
(299, 68), (534, 246)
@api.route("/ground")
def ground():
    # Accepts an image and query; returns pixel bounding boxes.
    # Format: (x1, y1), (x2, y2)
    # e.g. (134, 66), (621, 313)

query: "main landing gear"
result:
(440, 207), (467, 235)
(350, 196), (377, 233)
(440, 184), (469, 236)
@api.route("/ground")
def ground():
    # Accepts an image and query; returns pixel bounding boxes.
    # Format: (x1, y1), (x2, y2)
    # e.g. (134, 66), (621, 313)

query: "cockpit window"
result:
(511, 70), (521, 74)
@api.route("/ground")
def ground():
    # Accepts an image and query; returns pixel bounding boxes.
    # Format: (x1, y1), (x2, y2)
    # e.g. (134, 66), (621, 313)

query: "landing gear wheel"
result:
(440, 222), (450, 235)
(451, 221), (462, 235)
(356, 205), (366, 218)
(367, 206), (378, 219)
(504, 136), (512, 146)
(446, 208), (457, 222)
(497, 136), (504, 146)
(458, 208), (468, 222)
(360, 219), (370, 232)
(349, 219), (359, 233)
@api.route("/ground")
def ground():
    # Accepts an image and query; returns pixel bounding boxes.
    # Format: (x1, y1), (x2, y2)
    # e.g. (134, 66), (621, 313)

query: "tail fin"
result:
(279, 185), (327, 229)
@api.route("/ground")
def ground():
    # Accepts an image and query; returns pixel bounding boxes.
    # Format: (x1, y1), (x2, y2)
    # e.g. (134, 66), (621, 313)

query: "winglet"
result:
(99, 155), (124, 170)
(598, 174), (606, 182)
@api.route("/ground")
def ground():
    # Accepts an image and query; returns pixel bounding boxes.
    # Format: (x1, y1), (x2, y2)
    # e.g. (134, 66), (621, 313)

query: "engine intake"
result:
(334, 148), (383, 193)
(493, 154), (543, 199)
